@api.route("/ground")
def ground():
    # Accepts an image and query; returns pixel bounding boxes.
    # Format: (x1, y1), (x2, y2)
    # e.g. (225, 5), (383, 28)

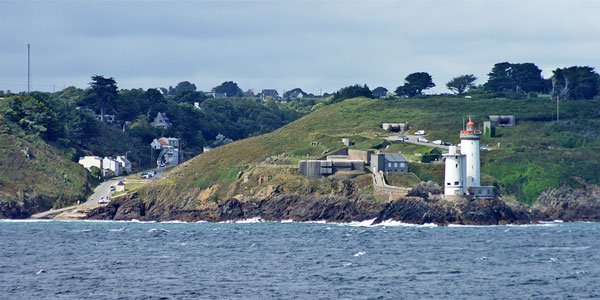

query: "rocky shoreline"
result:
(5, 182), (599, 225)
(82, 191), (598, 225)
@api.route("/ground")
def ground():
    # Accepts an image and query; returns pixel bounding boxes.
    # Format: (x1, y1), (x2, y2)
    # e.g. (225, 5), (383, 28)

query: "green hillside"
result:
(0, 116), (96, 214)
(136, 96), (600, 207)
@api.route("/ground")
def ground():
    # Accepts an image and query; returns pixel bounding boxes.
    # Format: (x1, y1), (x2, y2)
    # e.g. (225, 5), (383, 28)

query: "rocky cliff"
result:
(86, 189), (548, 225)
(535, 181), (600, 221)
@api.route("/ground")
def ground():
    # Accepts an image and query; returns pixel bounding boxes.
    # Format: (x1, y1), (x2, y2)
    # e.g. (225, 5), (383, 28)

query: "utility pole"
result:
(556, 95), (560, 121)
(27, 42), (31, 92)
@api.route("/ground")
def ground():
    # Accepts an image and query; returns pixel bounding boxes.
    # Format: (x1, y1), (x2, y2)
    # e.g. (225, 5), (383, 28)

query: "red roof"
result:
(157, 139), (168, 145)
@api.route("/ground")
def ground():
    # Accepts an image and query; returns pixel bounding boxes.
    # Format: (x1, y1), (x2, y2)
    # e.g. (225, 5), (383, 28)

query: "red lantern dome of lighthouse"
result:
(461, 117), (478, 134)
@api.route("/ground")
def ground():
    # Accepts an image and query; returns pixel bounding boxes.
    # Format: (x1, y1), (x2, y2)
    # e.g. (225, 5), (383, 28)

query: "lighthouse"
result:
(459, 117), (481, 188)
(443, 117), (493, 199)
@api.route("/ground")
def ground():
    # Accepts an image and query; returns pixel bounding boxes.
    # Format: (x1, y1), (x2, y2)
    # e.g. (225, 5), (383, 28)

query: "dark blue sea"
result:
(1, 219), (599, 300)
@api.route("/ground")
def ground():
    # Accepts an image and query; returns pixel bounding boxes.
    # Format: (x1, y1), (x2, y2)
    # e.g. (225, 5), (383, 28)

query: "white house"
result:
(115, 181), (126, 192)
(78, 156), (103, 171)
(116, 156), (132, 173)
(151, 137), (180, 167)
(102, 157), (122, 176)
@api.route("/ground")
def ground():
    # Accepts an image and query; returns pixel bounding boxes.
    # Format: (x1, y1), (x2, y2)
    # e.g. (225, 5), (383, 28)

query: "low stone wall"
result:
(372, 172), (411, 202)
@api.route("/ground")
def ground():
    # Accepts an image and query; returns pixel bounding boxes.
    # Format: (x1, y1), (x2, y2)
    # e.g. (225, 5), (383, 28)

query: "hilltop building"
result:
(443, 118), (494, 199)
(151, 137), (180, 167)
(489, 115), (515, 127)
(370, 153), (408, 174)
(261, 89), (280, 100)
(151, 112), (172, 129)
(115, 156), (132, 173)
(381, 123), (409, 132)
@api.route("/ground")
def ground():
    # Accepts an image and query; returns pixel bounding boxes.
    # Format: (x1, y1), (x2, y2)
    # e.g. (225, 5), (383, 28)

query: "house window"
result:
(400, 162), (406, 168)
(388, 162), (392, 168)
(394, 162), (398, 168)
(456, 164), (458, 168)
(447, 183), (451, 185)
(454, 181), (459, 186)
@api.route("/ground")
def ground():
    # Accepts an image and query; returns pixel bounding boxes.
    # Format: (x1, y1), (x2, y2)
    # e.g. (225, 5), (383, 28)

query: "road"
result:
(31, 167), (170, 219)
(82, 167), (167, 206)
(82, 176), (125, 206)
(385, 134), (450, 150)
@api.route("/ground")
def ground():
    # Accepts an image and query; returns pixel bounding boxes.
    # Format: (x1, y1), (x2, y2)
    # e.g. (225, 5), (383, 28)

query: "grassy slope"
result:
(138, 96), (600, 206)
(0, 127), (96, 210)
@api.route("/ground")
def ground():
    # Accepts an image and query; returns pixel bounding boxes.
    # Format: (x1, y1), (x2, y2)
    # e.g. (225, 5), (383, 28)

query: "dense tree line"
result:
(0, 76), (302, 167)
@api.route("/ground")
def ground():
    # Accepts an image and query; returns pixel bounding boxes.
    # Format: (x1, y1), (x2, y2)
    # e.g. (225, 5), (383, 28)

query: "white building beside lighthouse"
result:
(443, 145), (466, 197)
(444, 117), (494, 200)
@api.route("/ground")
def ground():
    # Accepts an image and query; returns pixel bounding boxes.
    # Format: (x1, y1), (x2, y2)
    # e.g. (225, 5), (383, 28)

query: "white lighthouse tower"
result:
(459, 117), (481, 188)
(443, 145), (466, 197)
(444, 117), (494, 199)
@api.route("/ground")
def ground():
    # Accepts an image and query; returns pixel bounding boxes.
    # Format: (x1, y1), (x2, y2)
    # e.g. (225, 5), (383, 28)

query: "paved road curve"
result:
(385, 135), (450, 150)
(82, 167), (169, 206)
(82, 176), (125, 206)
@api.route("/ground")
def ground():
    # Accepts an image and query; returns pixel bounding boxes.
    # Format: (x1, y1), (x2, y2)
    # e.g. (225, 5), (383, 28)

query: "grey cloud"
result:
(1, 0), (599, 94)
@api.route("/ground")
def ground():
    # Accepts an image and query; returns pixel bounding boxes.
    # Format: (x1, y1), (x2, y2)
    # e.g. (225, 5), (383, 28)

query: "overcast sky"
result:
(1, 0), (599, 94)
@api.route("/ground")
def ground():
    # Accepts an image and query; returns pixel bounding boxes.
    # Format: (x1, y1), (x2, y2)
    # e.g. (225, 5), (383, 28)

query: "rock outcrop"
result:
(86, 191), (547, 225)
(0, 201), (30, 219)
(535, 183), (600, 221)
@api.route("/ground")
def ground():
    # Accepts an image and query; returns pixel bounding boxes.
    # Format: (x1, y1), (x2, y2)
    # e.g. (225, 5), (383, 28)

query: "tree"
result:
(87, 75), (118, 121)
(89, 166), (102, 179)
(331, 84), (373, 103)
(484, 62), (545, 94)
(174, 81), (197, 94)
(173, 90), (206, 104)
(128, 115), (161, 143)
(395, 72), (435, 97)
(512, 63), (545, 93)
(210, 133), (233, 148)
(372, 87), (388, 98)
(145, 88), (166, 106)
(446, 74), (477, 95)
(0, 95), (60, 140)
(212, 81), (242, 97)
(551, 66), (600, 100)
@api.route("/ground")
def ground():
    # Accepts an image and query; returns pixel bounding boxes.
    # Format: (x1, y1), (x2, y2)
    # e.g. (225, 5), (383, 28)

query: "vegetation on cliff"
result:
(0, 116), (95, 216)
(133, 96), (600, 209)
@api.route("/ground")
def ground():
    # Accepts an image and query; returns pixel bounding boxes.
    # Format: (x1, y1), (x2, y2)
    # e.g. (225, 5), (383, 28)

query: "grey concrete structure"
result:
(468, 186), (494, 198)
(382, 123), (409, 132)
(483, 120), (495, 137)
(299, 159), (365, 179)
(489, 115), (515, 126)
(370, 153), (408, 174)
(348, 149), (373, 165)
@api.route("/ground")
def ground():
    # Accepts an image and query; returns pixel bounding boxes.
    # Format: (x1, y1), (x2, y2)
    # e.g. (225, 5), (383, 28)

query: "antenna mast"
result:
(27, 42), (31, 92)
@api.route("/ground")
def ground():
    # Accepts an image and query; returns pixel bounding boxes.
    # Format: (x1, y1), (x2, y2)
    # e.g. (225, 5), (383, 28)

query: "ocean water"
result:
(1, 219), (599, 300)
